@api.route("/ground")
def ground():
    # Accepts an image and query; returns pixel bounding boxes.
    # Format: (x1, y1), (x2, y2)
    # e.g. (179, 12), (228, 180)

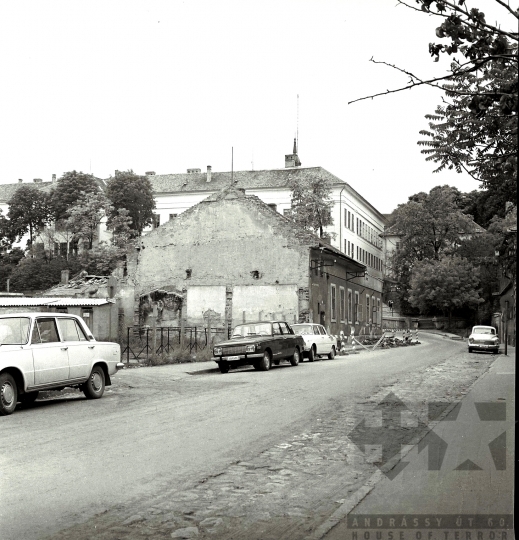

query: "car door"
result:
(279, 322), (296, 357)
(319, 325), (334, 354)
(313, 325), (324, 354)
(271, 322), (285, 361)
(32, 317), (70, 385)
(56, 317), (93, 380)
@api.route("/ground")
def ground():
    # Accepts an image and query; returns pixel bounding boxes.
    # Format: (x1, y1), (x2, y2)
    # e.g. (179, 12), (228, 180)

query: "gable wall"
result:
(134, 196), (312, 327)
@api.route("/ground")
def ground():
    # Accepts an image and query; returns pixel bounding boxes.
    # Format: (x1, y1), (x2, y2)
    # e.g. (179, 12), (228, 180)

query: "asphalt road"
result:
(0, 333), (482, 539)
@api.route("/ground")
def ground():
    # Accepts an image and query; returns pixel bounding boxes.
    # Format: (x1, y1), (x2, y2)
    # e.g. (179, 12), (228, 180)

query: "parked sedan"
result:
(0, 313), (124, 415)
(212, 320), (305, 373)
(291, 323), (336, 361)
(468, 325), (500, 354)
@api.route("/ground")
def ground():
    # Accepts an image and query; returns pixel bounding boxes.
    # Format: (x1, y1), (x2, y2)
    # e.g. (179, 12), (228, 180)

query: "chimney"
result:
(33, 178), (42, 183)
(145, 171), (156, 176)
(60, 269), (70, 285)
(18, 179), (23, 183)
(52, 174), (56, 183)
(206, 165), (212, 183)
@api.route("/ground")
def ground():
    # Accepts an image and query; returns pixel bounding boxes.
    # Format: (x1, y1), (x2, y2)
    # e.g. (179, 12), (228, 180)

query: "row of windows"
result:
(357, 217), (382, 249)
(330, 285), (381, 324)
(343, 240), (383, 272)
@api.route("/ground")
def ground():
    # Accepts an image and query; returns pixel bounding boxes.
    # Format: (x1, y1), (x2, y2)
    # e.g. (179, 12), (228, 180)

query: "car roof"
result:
(472, 325), (495, 329)
(0, 312), (81, 319)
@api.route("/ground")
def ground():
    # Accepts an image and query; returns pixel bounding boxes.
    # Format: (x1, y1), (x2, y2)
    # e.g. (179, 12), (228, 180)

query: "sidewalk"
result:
(318, 348), (515, 540)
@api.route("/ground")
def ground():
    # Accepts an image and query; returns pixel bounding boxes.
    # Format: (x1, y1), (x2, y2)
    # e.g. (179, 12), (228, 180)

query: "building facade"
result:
(129, 188), (382, 339)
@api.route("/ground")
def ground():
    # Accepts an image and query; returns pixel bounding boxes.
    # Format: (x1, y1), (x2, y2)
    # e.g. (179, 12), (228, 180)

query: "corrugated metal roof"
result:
(0, 297), (115, 307)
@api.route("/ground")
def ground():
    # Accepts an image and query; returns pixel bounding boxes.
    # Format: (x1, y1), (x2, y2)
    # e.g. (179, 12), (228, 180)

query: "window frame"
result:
(330, 284), (337, 322)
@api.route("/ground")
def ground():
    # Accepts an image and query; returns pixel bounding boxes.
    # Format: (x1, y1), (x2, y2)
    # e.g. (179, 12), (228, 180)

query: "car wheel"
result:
(20, 391), (39, 406)
(308, 347), (315, 362)
(290, 348), (300, 366)
(328, 346), (336, 360)
(219, 362), (230, 374)
(259, 350), (272, 371)
(83, 366), (105, 399)
(0, 373), (18, 416)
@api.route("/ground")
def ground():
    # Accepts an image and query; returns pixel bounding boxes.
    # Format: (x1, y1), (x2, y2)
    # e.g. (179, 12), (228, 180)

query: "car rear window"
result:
(473, 327), (495, 335)
(58, 318), (88, 341)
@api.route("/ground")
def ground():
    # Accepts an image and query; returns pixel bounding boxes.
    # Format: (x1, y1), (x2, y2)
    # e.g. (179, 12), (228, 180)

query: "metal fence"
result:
(121, 326), (227, 363)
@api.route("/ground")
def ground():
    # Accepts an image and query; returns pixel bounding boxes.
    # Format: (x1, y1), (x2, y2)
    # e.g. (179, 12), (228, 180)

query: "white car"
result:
(0, 312), (123, 416)
(467, 325), (500, 354)
(291, 323), (337, 362)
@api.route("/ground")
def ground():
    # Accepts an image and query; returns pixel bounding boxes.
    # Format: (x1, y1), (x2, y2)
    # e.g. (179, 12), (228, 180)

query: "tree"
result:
(0, 210), (14, 251)
(8, 256), (82, 292)
(390, 185), (477, 261)
(351, 1), (517, 200)
(408, 257), (484, 321)
(7, 185), (52, 247)
(65, 191), (112, 250)
(106, 171), (155, 236)
(107, 207), (136, 249)
(50, 171), (100, 222)
(0, 248), (25, 290)
(287, 174), (335, 239)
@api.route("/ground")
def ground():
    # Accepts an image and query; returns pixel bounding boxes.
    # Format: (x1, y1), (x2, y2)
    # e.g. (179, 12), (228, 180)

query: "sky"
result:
(0, 0), (510, 214)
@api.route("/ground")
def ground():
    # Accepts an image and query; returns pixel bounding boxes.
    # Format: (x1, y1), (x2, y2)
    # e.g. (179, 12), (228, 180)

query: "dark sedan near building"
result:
(212, 321), (305, 373)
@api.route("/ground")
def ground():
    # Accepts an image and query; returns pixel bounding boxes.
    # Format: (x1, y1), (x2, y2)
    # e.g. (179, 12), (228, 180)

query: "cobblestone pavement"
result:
(49, 347), (496, 540)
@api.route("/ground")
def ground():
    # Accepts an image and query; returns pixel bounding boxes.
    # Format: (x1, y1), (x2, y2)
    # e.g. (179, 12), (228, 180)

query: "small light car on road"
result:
(467, 325), (500, 354)
(0, 312), (124, 415)
(212, 320), (305, 373)
(291, 323), (337, 361)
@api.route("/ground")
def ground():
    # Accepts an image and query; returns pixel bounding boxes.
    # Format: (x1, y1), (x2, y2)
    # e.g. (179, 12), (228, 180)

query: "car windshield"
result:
(0, 317), (31, 345)
(473, 327), (495, 335)
(292, 325), (313, 335)
(232, 323), (271, 337)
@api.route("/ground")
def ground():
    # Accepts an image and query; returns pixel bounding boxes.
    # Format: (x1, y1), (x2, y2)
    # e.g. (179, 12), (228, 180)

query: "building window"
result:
(354, 291), (360, 323)
(152, 214), (160, 229)
(344, 239), (347, 254)
(267, 203), (277, 212)
(348, 289), (353, 323)
(376, 297), (380, 326)
(283, 208), (292, 217)
(331, 284), (337, 322)
(169, 214), (178, 220)
(340, 286), (345, 322)
(366, 294), (371, 323)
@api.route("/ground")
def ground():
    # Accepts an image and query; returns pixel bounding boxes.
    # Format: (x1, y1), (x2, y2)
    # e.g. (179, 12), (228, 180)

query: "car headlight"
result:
(213, 347), (222, 356)
(492, 337), (499, 342)
(245, 344), (256, 353)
